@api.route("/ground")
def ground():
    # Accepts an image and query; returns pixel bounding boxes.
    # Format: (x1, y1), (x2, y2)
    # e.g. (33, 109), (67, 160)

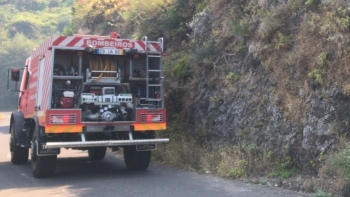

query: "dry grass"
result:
(153, 142), (221, 174)
(302, 179), (316, 193)
(342, 84), (350, 97)
(316, 133), (350, 194)
(153, 131), (350, 195)
(153, 132), (278, 178)
(283, 93), (307, 123)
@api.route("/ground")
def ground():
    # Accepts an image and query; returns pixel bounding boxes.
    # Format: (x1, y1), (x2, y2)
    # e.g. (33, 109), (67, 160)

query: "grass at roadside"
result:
(153, 127), (350, 196)
(153, 131), (279, 179)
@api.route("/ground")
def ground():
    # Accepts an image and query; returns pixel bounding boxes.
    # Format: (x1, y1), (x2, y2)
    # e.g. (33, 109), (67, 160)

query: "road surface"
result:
(0, 112), (311, 197)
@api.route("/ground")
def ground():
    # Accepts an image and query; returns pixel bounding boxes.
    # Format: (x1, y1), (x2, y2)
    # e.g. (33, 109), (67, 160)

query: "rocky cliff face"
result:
(169, 0), (350, 174)
(191, 60), (350, 173)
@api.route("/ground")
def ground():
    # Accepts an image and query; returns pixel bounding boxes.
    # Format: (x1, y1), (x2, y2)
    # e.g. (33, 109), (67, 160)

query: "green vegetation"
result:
(313, 190), (332, 197)
(326, 146), (350, 185)
(273, 166), (298, 179)
(0, 0), (73, 110)
(226, 72), (239, 85)
(228, 160), (248, 178)
(275, 32), (293, 50)
(308, 69), (325, 84)
(172, 55), (192, 85)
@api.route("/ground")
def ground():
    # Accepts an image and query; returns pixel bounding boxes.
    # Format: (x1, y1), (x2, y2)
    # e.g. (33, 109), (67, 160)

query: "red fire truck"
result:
(7, 32), (168, 178)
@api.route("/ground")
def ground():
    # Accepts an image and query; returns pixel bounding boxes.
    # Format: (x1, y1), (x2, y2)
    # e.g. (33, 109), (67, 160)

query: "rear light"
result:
(146, 114), (152, 122)
(63, 115), (70, 123)
(50, 114), (76, 124)
(141, 113), (163, 122)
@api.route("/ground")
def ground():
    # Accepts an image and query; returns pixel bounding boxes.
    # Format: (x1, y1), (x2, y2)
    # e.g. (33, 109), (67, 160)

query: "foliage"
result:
(193, 42), (217, 63)
(0, 33), (37, 62)
(228, 160), (248, 178)
(328, 146), (350, 183)
(171, 54), (192, 84)
(69, 0), (203, 45)
(275, 32), (293, 50)
(226, 72), (239, 85)
(268, 157), (299, 179)
(280, 166), (298, 179)
(0, 0), (73, 110)
(308, 69), (325, 84)
(313, 190), (332, 197)
(69, 0), (173, 38)
(71, 0), (128, 34)
(12, 0), (49, 11)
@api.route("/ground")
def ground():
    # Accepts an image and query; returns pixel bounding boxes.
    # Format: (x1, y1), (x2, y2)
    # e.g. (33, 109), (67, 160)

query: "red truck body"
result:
(8, 32), (169, 178)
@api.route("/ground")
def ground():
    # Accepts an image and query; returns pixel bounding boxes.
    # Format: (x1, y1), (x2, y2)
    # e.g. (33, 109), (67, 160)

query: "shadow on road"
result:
(0, 153), (157, 196)
(54, 155), (150, 179)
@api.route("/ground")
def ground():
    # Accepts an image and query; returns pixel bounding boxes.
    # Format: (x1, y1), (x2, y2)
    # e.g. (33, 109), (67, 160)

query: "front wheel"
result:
(10, 124), (29, 165)
(31, 127), (57, 178)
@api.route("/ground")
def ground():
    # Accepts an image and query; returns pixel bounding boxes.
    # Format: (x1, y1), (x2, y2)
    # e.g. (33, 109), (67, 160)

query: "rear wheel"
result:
(123, 146), (152, 171)
(10, 124), (29, 165)
(123, 131), (155, 171)
(31, 127), (57, 178)
(88, 147), (106, 161)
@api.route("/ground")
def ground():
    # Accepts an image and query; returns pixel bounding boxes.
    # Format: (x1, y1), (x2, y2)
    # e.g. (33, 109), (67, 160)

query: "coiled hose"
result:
(90, 56), (115, 82)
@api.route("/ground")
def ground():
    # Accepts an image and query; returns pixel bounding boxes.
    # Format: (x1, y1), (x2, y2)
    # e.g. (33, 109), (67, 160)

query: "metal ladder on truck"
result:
(142, 36), (164, 108)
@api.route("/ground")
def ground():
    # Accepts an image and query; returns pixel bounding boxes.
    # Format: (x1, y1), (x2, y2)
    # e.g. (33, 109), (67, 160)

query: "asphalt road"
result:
(0, 112), (311, 197)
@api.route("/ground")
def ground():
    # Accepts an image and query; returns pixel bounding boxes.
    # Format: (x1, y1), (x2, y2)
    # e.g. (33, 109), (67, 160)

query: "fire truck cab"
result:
(8, 32), (168, 178)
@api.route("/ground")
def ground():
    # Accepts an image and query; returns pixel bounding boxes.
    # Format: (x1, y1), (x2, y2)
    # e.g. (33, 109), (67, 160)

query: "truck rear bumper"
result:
(44, 138), (169, 149)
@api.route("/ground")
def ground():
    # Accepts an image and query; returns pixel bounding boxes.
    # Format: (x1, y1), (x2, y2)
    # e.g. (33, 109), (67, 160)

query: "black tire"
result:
(123, 131), (155, 171)
(10, 123), (29, 165)
(123, 146), (152, 171)
(88, 147), (106, 161)
(31, 127), (57, 178)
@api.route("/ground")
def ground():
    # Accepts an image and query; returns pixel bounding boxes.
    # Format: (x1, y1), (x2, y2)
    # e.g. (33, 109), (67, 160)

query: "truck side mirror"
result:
(11, 68), (20, 81)
(8, 67), (23, 92)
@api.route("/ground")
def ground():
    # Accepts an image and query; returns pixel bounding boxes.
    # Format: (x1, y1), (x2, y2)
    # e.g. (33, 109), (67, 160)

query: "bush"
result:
(313, 190), (332, 197)
(13, 0), (49, 11)
(229, 160), (248, 178)
(308, 69), (325, 84)
(172, 54), (193, 84)
(275, 32), (293, 50)
(329, 146), (350, 183)
(63, 22), (75, 36)
(193, 42), (217, 66)
(258, 6), (286, 39)
(226, 72), (239, 85)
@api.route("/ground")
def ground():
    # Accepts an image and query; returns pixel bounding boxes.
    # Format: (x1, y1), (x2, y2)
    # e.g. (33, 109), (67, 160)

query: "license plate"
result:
(96, 49), (124, 55)
(136, 144), (157, 151)
(38, 143), (60, 155)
